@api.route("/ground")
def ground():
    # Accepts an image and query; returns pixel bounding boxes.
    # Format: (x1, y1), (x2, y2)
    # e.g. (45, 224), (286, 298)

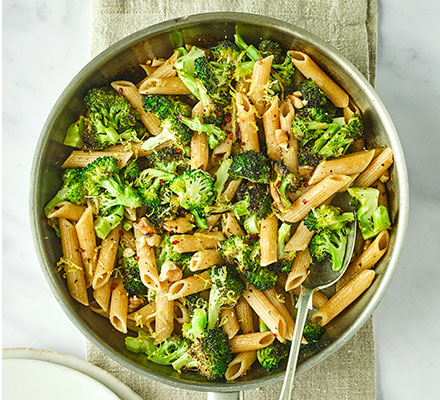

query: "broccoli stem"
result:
(207, 288), (223, 329)
(277, 223), (292, 259)
(234, 32), (261, 61)
(125, 331), (156, 354)
(214, 158), (232, 198)
(172, 352), (198, 372)
(192, 210), (208, 230)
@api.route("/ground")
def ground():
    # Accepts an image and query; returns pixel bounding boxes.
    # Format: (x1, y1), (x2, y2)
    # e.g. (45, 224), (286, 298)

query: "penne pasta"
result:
(285, 249), (311, 291)
(249, 55), (274, 115)
(284, 220), (314, 252)
(262, 96), (282, 161)
(220, 307), (240, 339)
(292, 287), (329, 310)
(337, 230), (389, 290)
(111, 80), (162, 135)
(225, 351), (257, 381)
(308, 150), (375, 185)
(58, 218), (89, 306)
(243, 287), (287, 342)
(312, 270), (376, 326)
(109, 278), (129, 333)
(93, 277), (113, 312)
(222, 213), (245, 237)
(220, 179), (242, 203)
(279, 99), (299, 175)
(236, 296), (254, 334)
(259, 214), (278, 266)
(289, 51), (349, 107)
(155, 283), (174, 344)
(189, 249), (224, 272)
(167, 271), (212, 300)
(229, 331), (275, 353)
(62, 150), (133, 169)
(354, 148), (394, 187)
(47, 201), (86, 221)
(92, 226), (120, 289)
(191, 132), (209, 171)
(139, 50), (178, 83)
(75, 206), (97, 287)
(236, 93), (259, 152)
(139, 77), (191, 95)
(169, 232), (225, 253)
(163, 217), (195, 234)
(128, 302), (156, 326)
(280, 174), (352, 223)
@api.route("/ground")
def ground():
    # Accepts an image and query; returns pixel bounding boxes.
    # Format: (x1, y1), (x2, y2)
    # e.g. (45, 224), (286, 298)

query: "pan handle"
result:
(207, 391), (243, 400)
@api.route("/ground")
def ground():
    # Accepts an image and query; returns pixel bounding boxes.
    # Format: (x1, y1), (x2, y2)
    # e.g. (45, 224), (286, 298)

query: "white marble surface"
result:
(3, 1), (440, 398)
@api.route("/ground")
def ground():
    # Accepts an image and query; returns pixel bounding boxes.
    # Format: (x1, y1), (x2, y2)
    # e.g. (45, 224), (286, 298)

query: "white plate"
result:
(3, 348), (142, 400)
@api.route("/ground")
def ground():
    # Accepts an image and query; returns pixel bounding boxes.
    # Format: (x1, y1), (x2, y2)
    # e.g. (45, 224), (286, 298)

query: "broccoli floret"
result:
(210, 40), (241, 64)
(257, 340), (289, 371)
(309, 228), (348, 271)
(207, 265), (245, 329)
(145, 200), (180, 231)
(121, 255), (147, 296)
(172, 327), (232, 380)
(271, 54), (296, 99)
(122, 159), (141, 183)
(234, 182), (273, 219)
(141, 95), (193, 152)
(125, 330), (156, 354)
(169, 169), (214, 229)
(157, 235), (182, 269)
(219, 235), (278, 291)
(180, 116), (227, 149)
(148, 147), (188, 174)
(348, 187), (391, 240)
(94, 205), (124, 239)
(267, 251), (296, 274)
(229, 150), (271, 183)
(184, 293), (208, 318)
(81, 156), (119, 196)
(135, 168), (175, 209)
(182, 298), (208, 342)
(44, 168), (85, 215)
(258, 40), (283, 64)
(304, 205), (355, 232)
(82, 87), (143, 150)
(270, 161), (301, 210)
(297, 79), (328, 108)
(302, 321), (325, 348)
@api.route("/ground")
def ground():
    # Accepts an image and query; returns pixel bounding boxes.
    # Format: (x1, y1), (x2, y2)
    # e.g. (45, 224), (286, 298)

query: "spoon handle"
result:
(279, 287), (315, 400)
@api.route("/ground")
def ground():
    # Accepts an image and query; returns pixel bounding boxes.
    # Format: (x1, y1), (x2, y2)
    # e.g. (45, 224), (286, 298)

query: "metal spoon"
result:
(279, 192), (357, 400)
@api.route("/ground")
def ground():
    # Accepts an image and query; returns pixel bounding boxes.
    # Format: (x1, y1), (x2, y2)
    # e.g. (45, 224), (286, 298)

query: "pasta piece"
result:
(222, 213), (245, 237)
(264, 287), (298, 341)
(284, 220), (314, 252)
(371, 180), (389, 209)
(262, 96), (282, 161)
(236, 93), (259, 152)
(299, 165), (315, 180)
(308, 150), (375, 185)
(167, 271), (212, 300)
(312, 270), (375, 326)
(189, 250), (224, 272)
(288, 51), (349, 108)
(191, 132), (209, 170)
(259, 214), (278, 266)
(58, 218), (88, 306)
(92, 226), (120, 289)
(225, 351), (257, 381)
(120, 229), (136, 253)
(155, 283), (174, 344)
(243, 287), (287, 342)
(62, 150), (133, 169)
(279, 99), (299, 175)
(174, 301), (190, 325)
(47, 202), (85, 221)
(75, 206), (97, 287)
(337, 230), (389, 290)
(205, 214), (221, 228)
(249, 55), (274, 115)
(285, 249), (311, 291)
(134, 222), (161, 290)
(139, 77), (191, 95)
(106, 141), (169, 157)
(343, 99), (361, 122)
(127, 302), (156, 326)
(169, 232), (225, 253)
(139, 50), (178, 84)
(163, 217), (195, 234)
(93, 277), (113, 312)
(109, 278), (129, 333)
(111, 80), (162, 135)
(280, 174), (352, 223)
(354, 148), (393, 187)
(229, 332), (275, 353)
(220, 307), (240, 339)
(292, 287), (329, 310)
(220, 179), (242, 203)
(236, 296), (254, 334)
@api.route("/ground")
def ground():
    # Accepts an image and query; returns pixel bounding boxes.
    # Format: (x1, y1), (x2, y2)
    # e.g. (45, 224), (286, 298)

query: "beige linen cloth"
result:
(87, 1), (378, 399)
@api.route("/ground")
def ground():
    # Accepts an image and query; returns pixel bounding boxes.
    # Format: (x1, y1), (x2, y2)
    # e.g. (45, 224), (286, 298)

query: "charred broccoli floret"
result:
(271, 54), (296, 98)
(121, 255), (147, 296)
(301, 321), (325, 348)
(148, 147), (189, 174)
(210, 40), (241, 64)
(258, 39), (283, 64)
(229, 150), (271, 183)
(270, 161), (301, 210)
(304, 205), (355, 232)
